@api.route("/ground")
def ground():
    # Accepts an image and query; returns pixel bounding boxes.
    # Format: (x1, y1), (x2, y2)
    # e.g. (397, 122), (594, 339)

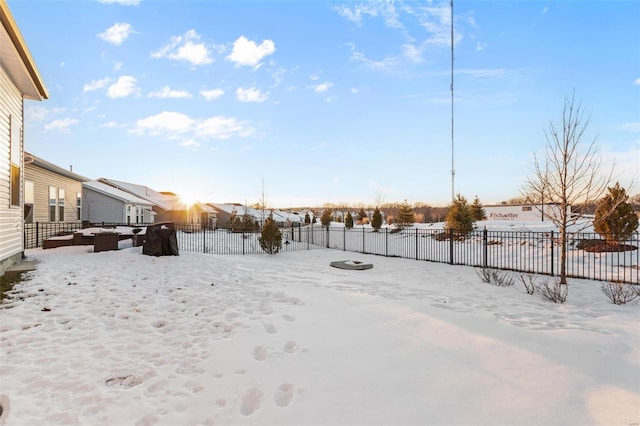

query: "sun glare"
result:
(179, 191), (201, 207)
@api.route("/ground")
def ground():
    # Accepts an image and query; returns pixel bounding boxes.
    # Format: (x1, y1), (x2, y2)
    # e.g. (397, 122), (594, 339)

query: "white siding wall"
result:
(24, 163), (84, 223)
(0, 65), (24, 271)
(82, 188), (126, 223)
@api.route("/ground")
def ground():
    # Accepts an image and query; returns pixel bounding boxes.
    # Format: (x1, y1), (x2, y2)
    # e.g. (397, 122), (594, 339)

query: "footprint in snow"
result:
(253, 346), (268, 361)
(274, 383), (295, 407)
(239, 387), (263, 416)
(263, 323), (277, 334)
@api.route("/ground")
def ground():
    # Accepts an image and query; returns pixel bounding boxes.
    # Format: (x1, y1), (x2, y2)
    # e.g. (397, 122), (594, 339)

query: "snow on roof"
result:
(83, 181), (154, 206)
(98, 178), (186, 211)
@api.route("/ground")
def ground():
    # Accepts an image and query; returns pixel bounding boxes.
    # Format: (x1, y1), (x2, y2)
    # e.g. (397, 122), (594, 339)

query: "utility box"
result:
(142, 222), (179, 256)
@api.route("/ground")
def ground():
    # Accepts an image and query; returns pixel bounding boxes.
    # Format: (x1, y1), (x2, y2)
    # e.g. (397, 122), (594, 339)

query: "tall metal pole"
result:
(450, 0), (455, 202)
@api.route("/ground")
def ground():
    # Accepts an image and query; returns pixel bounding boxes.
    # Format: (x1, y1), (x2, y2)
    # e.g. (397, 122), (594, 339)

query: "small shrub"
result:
(537, 280), (568, 303)
(518, 274), (536, 295)
(600, 282), (640, 305)
(259, 217), (282, 255)
(476, 267), (515, 287)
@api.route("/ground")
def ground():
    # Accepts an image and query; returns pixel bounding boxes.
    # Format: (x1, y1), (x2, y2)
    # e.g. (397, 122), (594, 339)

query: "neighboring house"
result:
(208, 203), (303, 228)
(0, 1), (48, 275)
(208, 203), (260, 228)
(96, 178), (213, 225)
(82, 180), (155, 224)
(23, 152), (90, 224)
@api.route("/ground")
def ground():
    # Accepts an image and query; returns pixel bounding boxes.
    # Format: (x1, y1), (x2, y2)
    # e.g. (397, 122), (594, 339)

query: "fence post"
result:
(36, 222), (40, 248)
(203, 227), (206, 253)
(326, 227), (329, 248)
(449, 228), (454, 265)
(362, 227), (366, 253)
(483, 227), (488, 268)
(550, 230), (554, 277)
(385, 228), (388, 257)
(343, 227), (346, 251)
(242, 230), (245, 255)
(415, 228), (419, 260)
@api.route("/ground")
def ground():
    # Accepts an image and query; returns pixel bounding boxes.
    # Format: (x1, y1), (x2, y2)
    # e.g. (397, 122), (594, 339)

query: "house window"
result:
(49, 186), (57, 221)
(58, 188), (65, 221)
(9, 116), (21, 207)
(76, 192), (82, 220)
(24, 181), (34, 223)
(137, 207), (143, 223)
(522, 206), (532, 212)
(10, 165), (20, 206)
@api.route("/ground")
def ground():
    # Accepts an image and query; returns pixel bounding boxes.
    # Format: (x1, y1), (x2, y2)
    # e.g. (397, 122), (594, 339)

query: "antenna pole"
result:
(450, 0), (455, 202)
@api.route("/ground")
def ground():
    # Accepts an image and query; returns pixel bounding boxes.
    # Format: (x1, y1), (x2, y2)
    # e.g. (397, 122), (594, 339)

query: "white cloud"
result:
(98, 22), (134, 45)
(401, 44), (422, 63)
(226, 36), (275, 68)
(195, 116), (255, 139)
(25, 106), (49, 122)
(350, 87), (359, 94)
(107, 76), (140, 98)
(313, 82), (334, 94)
(542, 6), (549, 14)
(44, 118), (79, 132)
(101, 121), (119, 128)
(131, 111), (195, 136)
(200, 89), (224, 101)
(130, 111), (254, 142)
(83, 77), (112, 93)
(236, 87), (267, 103)
(97, 0), (140, 5)
(113, 62), (123, 71)
(620, 122), (640, 132)
(634, 78), (640, 86)
(152, 30), (213, 66)
(148, 86), (193, 99)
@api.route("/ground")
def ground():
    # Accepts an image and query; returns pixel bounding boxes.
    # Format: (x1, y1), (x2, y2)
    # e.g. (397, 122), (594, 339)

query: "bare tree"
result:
(523, 92), (612, 284)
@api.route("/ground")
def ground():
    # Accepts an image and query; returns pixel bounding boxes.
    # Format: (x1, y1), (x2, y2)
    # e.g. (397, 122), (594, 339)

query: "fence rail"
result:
(23, 222), (639, 285)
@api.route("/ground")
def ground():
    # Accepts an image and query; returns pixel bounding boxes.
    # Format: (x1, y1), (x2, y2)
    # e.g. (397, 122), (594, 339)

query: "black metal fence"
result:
(23, 222), (639, 285)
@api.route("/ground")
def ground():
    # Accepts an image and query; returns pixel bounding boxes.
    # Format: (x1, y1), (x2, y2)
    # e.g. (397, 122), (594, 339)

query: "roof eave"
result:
(0, 0), (49, 100)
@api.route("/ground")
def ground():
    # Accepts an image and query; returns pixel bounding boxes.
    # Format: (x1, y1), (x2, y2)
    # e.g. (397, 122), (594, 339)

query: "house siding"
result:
(24, 162), (84, 223)
(82, 187), (126, 223)
(0, 64), (25, 273)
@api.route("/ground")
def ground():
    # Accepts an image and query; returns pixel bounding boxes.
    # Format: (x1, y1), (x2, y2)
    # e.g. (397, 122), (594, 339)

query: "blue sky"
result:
(10, 0), (640, 208)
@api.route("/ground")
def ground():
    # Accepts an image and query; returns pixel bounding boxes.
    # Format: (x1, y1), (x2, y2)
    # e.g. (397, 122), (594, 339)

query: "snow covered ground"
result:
(1, 242), (639, 425)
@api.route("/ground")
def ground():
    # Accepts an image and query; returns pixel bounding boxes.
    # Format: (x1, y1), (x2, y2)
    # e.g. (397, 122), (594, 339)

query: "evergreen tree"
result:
(227, 209), (238, 229)
(445, 194), (474, 236)
(320, 209), (333, 227)
(371, 208), (383, 231)
(259, 215), (282, 254)
(395, 200), (415, 229)
(357, 208), (368, 224)
(241, 207), (254, 232)
(345, 212), (354, 229)
(470, 196), (487, 221)
(593, 182), (639, 243)
(312, 216), (317, 224)
(304, 212), (311, 224)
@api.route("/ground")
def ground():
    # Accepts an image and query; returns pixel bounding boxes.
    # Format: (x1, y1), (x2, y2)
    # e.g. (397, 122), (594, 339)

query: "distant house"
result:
(95, 178), (216, 226)
(208, 203), (304, 228)
(0, 2), (48, 275)
(82, 180), (155, 224)
(207, 203), (254, 228)
(24, 152), (90, 224)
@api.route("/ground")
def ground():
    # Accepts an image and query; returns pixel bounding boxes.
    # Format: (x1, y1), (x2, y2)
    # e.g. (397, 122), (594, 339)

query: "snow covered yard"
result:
(0, 245), (638, 425)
